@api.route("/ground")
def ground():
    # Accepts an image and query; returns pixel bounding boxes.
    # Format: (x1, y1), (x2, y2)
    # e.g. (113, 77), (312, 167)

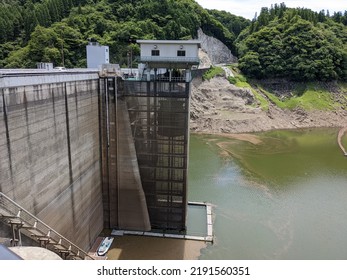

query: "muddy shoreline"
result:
(190, 77), (347, 135)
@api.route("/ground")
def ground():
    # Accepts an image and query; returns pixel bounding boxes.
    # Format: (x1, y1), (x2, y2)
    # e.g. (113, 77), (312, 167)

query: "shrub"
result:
(203, 66), (224, 81)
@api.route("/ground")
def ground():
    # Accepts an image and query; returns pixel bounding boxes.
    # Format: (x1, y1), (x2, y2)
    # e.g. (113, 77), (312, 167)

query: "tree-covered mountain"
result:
(236, 3), (347, 81)
(0, 0), (87, 42)
(0, 0), (249, 68)
(0, 1), (346, 82)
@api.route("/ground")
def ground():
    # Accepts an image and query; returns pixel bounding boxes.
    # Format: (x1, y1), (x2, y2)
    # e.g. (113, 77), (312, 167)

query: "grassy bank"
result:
(228, 71), (270, 110)
(261, 86), (339, 111)
(202, 66), (225, 81)
(227, 65), (343, 111)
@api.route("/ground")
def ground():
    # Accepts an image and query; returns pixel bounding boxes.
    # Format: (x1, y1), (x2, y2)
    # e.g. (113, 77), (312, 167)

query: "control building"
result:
(86, 42), (110, 68)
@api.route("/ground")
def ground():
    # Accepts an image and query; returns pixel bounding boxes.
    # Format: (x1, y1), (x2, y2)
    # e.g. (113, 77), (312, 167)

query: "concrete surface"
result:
(9, 246), (62, 260)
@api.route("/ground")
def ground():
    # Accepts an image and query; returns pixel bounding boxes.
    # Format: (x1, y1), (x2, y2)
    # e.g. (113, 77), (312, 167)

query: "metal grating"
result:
(122, 80), (190, 231)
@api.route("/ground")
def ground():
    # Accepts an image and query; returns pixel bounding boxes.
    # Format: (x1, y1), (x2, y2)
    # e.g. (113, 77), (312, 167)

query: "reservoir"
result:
(189, 128), (347, 259)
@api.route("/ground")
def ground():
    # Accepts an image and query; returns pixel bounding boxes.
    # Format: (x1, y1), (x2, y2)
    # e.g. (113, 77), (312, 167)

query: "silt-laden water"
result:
(188, 128), (347, 259)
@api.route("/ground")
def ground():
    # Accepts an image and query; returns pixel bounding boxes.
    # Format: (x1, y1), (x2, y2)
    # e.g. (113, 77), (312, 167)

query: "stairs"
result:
(0, 192), (94, 260)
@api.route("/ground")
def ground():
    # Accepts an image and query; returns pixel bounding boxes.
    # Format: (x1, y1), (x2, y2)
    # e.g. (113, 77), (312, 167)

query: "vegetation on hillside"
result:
(227, 65), (345, 111)
(0, 0), (249, 68)
(202, 66), (224, 81)
(204, 9), (250, 54)
(0, 1), (346, 86)
(236, 3), (347, 81)
(0, 0), (85, 43)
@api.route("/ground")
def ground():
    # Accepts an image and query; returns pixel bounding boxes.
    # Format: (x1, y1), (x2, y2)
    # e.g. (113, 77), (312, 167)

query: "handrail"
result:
(123, 76), (187, 82)
(0, 192), (94, 260)
(138, 56), (200, 64)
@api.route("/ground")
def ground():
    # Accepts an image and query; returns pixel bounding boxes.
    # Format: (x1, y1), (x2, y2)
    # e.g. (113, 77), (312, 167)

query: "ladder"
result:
(0, 192), (94, 260)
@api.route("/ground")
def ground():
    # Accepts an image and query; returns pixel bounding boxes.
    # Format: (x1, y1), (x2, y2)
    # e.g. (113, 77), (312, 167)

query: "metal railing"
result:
(138, 56), (200, 64)
(0, 192), (94, 260)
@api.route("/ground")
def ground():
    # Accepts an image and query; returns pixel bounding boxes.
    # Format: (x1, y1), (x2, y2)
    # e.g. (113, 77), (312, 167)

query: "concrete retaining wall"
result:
(0, 77), (103, 251)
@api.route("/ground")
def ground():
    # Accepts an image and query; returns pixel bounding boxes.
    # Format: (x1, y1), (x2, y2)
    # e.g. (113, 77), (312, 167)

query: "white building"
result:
(137, 40), (200, 69)
(136, 40), (201, 81)
(86, 42), (110, 69)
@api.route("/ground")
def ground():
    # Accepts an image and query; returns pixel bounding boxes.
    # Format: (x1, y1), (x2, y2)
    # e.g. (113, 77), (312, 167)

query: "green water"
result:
(188, 128), (347, 259)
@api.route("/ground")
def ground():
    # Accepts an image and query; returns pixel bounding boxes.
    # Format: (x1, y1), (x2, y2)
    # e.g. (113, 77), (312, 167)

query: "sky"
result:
(195, 0), (346, 20)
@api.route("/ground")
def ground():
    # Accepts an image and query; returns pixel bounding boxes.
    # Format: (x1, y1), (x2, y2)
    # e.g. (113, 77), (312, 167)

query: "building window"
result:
(177, 50), (186, 57)
(152, 50), (160, 56)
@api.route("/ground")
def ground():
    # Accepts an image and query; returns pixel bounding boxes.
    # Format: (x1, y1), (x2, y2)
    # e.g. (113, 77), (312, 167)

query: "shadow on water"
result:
(106, 235), (206, 260)
(104, 203), (209, 260)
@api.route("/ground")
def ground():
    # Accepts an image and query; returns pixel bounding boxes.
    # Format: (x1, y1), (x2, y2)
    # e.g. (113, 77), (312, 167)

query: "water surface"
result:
(188, 128), (347, 259)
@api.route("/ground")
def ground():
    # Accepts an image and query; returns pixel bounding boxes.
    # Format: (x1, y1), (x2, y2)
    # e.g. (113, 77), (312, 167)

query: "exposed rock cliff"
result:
(197, 28), (237, 66)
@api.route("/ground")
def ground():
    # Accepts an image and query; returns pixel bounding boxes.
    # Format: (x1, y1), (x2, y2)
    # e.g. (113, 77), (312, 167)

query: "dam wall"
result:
(1, 64), (193, 254)
(99, 77), (151, 231)
(0, 71), (103, 251)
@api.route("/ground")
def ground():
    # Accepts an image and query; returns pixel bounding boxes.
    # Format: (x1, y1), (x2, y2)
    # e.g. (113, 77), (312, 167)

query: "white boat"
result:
(97, 237), (114, 256)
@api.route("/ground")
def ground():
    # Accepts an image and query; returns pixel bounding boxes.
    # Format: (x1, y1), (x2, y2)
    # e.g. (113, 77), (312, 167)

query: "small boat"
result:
(97, 237), (114, 256)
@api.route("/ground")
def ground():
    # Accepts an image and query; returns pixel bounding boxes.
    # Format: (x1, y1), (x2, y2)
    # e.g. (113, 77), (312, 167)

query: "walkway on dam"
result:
(337, 126), (347, 156)
(0, 68), (99, 87)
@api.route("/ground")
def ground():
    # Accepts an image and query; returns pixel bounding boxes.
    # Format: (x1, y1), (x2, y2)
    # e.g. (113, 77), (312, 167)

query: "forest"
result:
(237, 3), (347, 81)
(0, 0), (346, 81)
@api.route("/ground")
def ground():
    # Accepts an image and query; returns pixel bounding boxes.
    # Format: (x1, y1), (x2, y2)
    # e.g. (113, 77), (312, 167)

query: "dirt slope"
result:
(190, 77), (347, 134)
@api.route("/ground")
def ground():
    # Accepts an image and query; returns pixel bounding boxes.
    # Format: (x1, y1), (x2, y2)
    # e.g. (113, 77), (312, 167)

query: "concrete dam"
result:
(0, 40), (200, 256)
(1, 70), (103, 252)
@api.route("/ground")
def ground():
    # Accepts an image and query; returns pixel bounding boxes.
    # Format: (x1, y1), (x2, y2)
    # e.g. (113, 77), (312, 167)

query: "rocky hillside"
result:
(190, 75), (347, 134)
(197, 28), (237, 66)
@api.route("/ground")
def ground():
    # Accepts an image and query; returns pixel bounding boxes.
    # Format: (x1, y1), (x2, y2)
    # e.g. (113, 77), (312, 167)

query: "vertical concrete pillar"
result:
(185, 69), (191, 82)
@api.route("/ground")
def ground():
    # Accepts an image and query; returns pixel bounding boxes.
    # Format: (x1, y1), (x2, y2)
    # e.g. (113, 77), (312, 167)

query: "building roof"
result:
(137, 40), (201, 48)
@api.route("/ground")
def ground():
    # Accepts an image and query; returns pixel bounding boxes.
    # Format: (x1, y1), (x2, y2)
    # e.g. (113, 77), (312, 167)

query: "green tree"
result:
(1, 0), (250, 68)
(239, 51), (262, 78)
(237, 9), (347, 81)
(23, 1), (38, 41)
